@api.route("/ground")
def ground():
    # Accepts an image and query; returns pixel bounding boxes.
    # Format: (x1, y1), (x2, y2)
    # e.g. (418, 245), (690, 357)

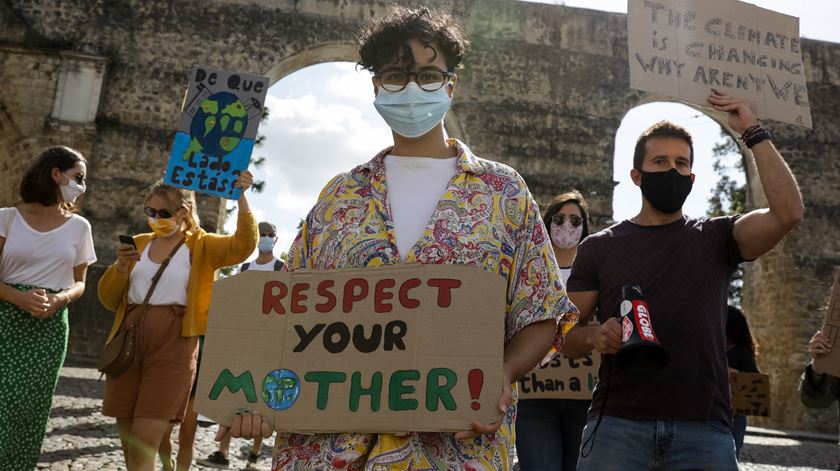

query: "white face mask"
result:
(60, 173), (86, 203)
(373, 82), (452, 138)
(258, 236), (276, 253)
(550, 220), (583, 250)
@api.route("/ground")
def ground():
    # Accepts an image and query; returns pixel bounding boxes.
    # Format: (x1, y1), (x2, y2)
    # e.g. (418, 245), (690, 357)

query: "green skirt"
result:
(0, 284), (69, 470)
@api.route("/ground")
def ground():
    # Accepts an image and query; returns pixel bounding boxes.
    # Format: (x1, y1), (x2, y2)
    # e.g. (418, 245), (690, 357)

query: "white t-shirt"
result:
(559, 266), (572, 287)
(384, 155), (458, 260)
(0, 208), (97, 291)
(128, 242), (190, 305)
(240, 257), (281, 272)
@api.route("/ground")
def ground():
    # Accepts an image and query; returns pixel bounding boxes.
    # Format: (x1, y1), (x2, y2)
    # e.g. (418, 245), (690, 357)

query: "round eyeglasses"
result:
(551, 214), (583, 227)
(374, 68), (455, 92)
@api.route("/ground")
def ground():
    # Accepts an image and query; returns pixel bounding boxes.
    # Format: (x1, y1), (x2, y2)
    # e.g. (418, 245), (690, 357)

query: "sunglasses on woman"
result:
(551, 214), (583, 227)
(144, 207), (178, 219)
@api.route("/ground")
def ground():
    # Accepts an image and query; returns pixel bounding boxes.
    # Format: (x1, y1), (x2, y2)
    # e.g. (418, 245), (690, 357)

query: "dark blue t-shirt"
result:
(567, 215), (744, 424)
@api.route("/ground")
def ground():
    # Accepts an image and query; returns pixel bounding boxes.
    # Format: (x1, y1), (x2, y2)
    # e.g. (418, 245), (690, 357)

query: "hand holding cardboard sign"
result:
(215, 411), (273, 442)
(233, 170), (253, 213)
(453, 381), (511, 440)
(809, 330), (832, 375)
(234, 170), (253, 191)
(708, 89), (758, 134)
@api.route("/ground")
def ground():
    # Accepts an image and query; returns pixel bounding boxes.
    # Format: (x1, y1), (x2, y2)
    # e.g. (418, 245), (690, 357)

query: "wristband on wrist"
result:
(740, 124), (772, 149)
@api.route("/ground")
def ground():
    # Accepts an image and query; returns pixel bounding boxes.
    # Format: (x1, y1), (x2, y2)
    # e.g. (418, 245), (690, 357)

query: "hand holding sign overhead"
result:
(708, 89), (757, 134)
(628, 0), (812, 128)
(165, 67), (269, 199)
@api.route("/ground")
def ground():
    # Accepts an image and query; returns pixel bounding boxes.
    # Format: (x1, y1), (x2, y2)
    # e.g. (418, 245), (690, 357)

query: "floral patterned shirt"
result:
(273, 139), (578, 471)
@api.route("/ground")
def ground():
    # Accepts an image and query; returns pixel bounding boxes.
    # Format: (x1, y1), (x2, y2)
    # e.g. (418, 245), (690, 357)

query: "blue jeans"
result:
(731, 414), (747, 457)
(576, 415), (738, 471)
(515, 399), (590, 471)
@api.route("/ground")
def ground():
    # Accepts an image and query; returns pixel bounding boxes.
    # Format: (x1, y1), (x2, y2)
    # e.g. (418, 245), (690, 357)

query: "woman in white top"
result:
(515, 189), (592, 471)
(98, 177), (257, 471)
(0, 146), (97, 470)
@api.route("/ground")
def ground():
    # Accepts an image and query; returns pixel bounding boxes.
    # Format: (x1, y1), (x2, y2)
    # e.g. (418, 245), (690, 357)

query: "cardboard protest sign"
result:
(165, 67), (269, 199)
(628, 0), (812, 128)
(814, 269), (840, 377)
(517, 352), (599, 400)
(194, 264), (506, 433)
(730, 372), (771, 417)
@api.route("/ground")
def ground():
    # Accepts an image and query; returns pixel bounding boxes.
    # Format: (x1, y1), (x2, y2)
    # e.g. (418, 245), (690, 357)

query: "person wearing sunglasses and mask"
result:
(218, 6), (577, 471)
(515, 189), (591, 471)
(98, 173), (257, 471)
(0, 146), (96, 470)
(564, 93), (803, 470)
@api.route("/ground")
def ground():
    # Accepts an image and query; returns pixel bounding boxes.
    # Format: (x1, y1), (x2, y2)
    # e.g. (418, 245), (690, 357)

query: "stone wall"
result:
(1, 0), (838, 433)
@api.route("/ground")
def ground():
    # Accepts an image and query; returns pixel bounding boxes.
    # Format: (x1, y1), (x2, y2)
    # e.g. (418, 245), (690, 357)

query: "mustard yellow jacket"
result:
(98, 211), (257, 341)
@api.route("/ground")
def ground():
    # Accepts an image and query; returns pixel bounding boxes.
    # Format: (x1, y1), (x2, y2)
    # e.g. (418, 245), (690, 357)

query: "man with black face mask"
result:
(562, 89), (804, 470)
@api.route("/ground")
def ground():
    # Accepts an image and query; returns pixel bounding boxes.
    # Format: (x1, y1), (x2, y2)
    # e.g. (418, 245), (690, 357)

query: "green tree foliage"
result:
(707, 132), (747, 218)
(707, 130), (747, 306)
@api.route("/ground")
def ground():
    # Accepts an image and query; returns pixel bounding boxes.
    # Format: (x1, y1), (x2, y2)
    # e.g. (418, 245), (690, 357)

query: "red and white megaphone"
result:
(615, 284), (670, 374)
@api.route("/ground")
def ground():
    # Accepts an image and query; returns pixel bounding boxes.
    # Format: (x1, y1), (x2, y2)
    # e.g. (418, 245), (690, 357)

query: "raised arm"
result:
(708, 90), (804, 260)
(203, 171), (258, 267)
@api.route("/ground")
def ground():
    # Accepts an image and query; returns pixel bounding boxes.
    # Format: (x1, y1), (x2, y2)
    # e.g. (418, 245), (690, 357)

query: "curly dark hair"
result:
(19, 146), (86, 208)
(542, 189), (590, 243)
(357, 6), (470, 73)
(633, 120), (694, 171)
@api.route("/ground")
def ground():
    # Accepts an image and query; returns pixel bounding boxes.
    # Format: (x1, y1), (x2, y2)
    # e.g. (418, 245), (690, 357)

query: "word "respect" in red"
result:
(262, 278), (462, 315)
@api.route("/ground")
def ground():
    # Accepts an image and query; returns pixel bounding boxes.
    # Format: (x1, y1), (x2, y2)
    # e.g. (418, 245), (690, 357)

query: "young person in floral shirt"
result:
(219, 6), (577, 470)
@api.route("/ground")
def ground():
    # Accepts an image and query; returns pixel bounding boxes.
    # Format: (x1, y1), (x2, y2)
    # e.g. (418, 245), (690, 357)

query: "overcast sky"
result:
(227, 0), (840, 261)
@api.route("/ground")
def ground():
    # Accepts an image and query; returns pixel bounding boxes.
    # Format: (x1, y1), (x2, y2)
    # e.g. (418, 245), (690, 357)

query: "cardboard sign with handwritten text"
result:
(194, 264), (506, 433)
(628, 0), (811, 128)
(730, 372), (771, 417)
(165, 67), (269, 199)
(518, 352), (599, 400)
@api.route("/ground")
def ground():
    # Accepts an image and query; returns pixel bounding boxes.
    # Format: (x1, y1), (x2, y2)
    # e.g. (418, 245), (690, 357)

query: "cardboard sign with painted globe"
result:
(194, 264), (507, 433)
(165, 67), (269, 199)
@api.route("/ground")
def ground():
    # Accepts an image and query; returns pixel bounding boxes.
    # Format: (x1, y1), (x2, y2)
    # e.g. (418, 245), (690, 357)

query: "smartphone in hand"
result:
(118, 235), (137, 250)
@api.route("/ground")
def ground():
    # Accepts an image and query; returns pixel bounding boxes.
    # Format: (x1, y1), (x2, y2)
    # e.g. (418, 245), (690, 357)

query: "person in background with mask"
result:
(239, 221), (284, 272)
(516, 189), (591, 471)
(218, 6), (578, 470)
(98, 174), (257, 471)
(0, 146), (97, 470)
(195, 221), (281, 470)
(563, 91), (803, 470)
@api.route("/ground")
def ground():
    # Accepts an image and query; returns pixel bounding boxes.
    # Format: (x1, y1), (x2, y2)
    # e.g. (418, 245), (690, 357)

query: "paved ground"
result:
(37, 367), (839, 470)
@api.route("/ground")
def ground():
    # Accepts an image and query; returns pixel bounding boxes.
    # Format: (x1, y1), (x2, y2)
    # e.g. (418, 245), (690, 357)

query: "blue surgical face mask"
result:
(258, 236), (275, 254)
(373, 82), (452, 138)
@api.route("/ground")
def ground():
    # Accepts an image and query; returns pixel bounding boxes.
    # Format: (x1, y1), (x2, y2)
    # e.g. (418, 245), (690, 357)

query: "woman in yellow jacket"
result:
(98, 172), (257, 471)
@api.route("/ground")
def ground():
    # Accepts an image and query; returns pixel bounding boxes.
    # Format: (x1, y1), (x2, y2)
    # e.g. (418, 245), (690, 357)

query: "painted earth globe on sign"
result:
(262, 369), (301, 411)
(184, 91), (248, 160)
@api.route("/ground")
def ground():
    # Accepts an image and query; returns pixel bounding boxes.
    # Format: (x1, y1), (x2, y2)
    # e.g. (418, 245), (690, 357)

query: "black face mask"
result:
(639, 169), (693, 214)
